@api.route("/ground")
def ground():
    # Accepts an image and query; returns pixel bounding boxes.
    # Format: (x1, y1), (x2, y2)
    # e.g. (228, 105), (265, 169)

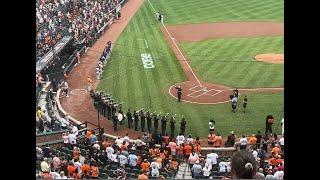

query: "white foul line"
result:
(147, 0), (202, 87)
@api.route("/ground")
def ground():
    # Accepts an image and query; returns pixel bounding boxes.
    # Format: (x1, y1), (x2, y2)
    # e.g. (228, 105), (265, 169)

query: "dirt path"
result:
(161, 22), (284, 104)
(60, 0), (145, 139)
(165, 22), (284, 42)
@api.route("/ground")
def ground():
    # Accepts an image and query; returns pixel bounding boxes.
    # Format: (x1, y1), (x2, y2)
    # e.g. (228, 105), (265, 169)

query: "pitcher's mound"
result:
(255, 53), (284, 64)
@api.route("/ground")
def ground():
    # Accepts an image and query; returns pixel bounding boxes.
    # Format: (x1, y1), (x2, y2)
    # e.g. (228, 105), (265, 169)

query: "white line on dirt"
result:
(147, 0), (202, 86)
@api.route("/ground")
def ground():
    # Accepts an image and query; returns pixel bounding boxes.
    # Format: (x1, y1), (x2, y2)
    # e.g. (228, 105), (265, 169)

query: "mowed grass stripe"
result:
(150, 0), (283, 24)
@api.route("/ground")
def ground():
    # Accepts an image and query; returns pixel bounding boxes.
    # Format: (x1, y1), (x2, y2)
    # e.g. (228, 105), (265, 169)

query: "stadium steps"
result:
(175, 162), (192, 179)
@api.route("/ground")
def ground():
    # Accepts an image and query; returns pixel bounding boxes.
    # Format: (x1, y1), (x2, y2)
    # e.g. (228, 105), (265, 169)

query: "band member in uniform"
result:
(231, 95), (238, 113)
(154, 113), (160, 133)
(161, 114), (168, 135)
(134, 110), (139, 131)
(126, 109), (133, 129)
(140, 110), (146, 132)
(107, 101), (112, 120)
(170, 115), (176, 138)
(209, 119), (215, 133)
(112, 113), (118, 132)
(175, 85), (183, 102)
(146, 111), (152, 133)
(243, 95), (248, 113)
(180, 117), (186, 135)
(118, 104), (124, 125)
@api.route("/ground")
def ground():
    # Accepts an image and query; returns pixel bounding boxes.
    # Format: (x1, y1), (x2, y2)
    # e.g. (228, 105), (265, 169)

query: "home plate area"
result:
(187, 85), (222, 98)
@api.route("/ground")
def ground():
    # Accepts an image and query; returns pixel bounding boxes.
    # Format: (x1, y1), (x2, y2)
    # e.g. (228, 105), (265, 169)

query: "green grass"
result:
(97, 1), (283, 138)
(180, 36), (284, 88)
(150, 0), (284, 24)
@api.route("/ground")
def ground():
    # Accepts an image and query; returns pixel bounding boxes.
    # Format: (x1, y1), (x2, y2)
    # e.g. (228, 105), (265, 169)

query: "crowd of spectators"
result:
(36, 0), (120, 60)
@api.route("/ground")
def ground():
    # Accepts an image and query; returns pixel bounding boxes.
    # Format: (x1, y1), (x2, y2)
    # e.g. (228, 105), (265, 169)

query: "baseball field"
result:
(97, 0), (284, 138)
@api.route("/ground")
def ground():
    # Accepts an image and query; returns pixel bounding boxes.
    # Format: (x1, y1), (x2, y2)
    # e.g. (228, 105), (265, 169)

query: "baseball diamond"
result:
(36, 0), (284, 179)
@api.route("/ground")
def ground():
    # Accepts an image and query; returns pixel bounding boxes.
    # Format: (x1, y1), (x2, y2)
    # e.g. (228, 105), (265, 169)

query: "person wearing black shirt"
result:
(161, 115), (167, 135)
(175, 85), (183, 102)
(107, 102), (111, 120)
(255, 131), (262, 149)
(265, 115), (274, 134)
(170, 116), (176, 138)
(146, 111), (152, 133)
(134, 110), (139, 131)
(234, 88), (239, 98)
(226, 131), (236, 147)
(140, 110), (146, 132)
(180, 117), (186, 135)
(154, 114), (160, 133)
(243, 95), (248, 113)
(112, 114), (118, 132)
(126, 109), (132, 129)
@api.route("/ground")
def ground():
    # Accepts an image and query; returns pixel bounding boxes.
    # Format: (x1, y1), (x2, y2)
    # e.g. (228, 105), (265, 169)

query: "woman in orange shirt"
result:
(67, 163), (76, 177)
(176, 145), (184, 160)
(213, 134), (222, 147)
(194, 138), (201, 154)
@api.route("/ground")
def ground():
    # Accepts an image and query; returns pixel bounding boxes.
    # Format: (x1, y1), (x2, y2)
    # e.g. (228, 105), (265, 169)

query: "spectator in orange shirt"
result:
(67, 162), (76, 177)
(90, 162), (99, 179)
(138, 170), (149, 180)
(176, 145), (184, 160)
(194, 137), (201, 154)
(184, 143), (192, 159)
(213, 133), (223, 147)
(271, 144), (282, 155)
(72, 168), (81, 179)
(249, 134), (257, 145)
(81, 160), (90, 176)
(141, 159), (151, 172)
(120, 142), (128, 152)
(208, 132), (215, 146)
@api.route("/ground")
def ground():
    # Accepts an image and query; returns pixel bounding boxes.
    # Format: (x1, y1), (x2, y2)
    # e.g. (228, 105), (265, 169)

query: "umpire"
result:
(134, 110), (139, 131)
(170, 116), (176, 138)
(176, 85), (183, 102)
(146, 111), (152, 133)
(126, 109), (133, 129)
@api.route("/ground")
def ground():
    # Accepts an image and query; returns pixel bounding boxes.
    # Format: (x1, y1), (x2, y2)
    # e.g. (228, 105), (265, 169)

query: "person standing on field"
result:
(265, 115), (274, 134)
(243, 95), (248, 113)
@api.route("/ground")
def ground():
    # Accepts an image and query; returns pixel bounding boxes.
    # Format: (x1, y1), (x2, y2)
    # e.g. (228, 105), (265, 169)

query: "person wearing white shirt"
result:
(279, 136), (284, 151)
(123, 134), (130, 143)
(252, 149), (258, 161)
(273, 170), (284, 179)
(207, 151), (219, 165)
(110, 153), (118, 163)
(59, 117), (69, 129)
(115, 137), (123, 147)
(74, 161), (82, 175)
(239, 135), (248, 150)
(106, 146), (114, 160)
(118, 154), (128, 166)
(72, 126), (78, 136)
(150, 161), (160, 177)
(187, 135), (194, 145)
(128, 153), (138, 167)
(176, 134), (185, 146)
(50, 171), (61, 179)
(68, 133), (77, 147)
(219, 161), (231, 173)
(58, 171), (67, 179)
(205, 158), (212, 170)
(202, 163), (211, 178)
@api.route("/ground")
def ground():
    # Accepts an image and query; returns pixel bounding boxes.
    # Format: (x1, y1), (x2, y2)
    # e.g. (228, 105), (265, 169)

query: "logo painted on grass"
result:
(141, 53), (155, 69)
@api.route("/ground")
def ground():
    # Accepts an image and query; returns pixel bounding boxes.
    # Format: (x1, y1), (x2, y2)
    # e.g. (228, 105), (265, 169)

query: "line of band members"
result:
(90, 91), (187, 137)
